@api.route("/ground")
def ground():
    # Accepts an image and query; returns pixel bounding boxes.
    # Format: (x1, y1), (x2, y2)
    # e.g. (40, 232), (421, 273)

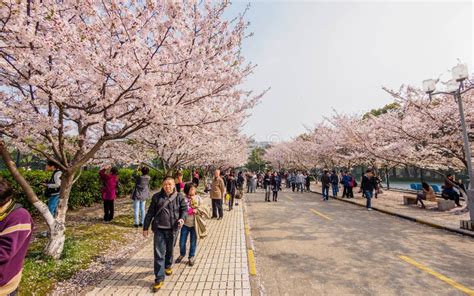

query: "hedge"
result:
(0, 168), (169, 215)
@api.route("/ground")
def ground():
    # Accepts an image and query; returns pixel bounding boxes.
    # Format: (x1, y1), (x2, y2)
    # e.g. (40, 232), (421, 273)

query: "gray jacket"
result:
(143, 190), (187, 231)
(131, 175), (151, 201)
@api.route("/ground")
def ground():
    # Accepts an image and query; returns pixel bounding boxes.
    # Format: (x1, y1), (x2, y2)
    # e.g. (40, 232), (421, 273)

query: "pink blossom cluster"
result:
(265, 76), (474, 173)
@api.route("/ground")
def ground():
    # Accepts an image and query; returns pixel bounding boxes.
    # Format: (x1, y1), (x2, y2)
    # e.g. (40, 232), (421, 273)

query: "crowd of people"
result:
(0, 161), (469, 294)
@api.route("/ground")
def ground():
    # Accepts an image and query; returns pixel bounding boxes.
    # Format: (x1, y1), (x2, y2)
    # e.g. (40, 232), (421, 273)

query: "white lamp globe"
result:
(452, 64), (469, 82)
(422, 79), (436, 93)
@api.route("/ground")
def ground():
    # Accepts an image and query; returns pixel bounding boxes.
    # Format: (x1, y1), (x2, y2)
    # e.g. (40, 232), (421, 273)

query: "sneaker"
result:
(367, 208), (372, 211)
(139, 223), (143, 227)
(188, 257), (195, 266)
(175, 256), (184, 264)
(152, 282), (164, 292)
(134, 224), (139, 228)
(165, 268), (173, 276)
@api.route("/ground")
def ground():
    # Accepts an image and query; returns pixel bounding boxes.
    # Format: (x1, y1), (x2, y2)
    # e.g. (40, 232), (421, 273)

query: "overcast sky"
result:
(225, 0), (473, 142)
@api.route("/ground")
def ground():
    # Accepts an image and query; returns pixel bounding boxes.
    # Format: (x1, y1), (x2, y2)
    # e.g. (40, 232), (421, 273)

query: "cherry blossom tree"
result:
(0, 0), (264, 258)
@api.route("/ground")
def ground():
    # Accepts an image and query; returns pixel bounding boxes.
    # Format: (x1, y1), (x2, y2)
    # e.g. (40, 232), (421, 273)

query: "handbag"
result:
(225, 193), (230, 202)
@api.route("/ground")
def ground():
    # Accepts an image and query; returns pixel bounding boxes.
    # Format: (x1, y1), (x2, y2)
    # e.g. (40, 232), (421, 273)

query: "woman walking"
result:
(176, 183), (202, 266)
(99, 165), (119, 222)
(131, 166), (151, 227)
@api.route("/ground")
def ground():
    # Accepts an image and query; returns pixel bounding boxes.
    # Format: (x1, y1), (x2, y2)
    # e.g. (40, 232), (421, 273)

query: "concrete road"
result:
(244, 189), (474, 296)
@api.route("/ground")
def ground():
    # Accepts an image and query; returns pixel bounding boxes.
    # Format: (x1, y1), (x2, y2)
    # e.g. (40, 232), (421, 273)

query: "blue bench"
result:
(431, 184), (441, 193)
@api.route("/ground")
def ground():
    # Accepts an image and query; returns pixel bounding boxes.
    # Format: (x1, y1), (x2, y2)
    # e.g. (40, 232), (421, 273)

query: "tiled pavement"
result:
(85, 197), (251, 296)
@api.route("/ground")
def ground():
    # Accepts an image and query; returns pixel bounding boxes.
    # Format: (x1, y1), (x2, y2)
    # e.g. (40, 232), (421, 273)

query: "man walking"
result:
(143, 177), (187, 292)
(0, 181), (34, 296)
(321, 170), (331, 201)
(330, 170), (339, 197)
(361, 169), (377, 210)
(226, 172), (237, 211)
(236, 171), (245, 206)
(263, 172), (272, 202)
(290, 172), (296, 192)
(210, 169), (226, 220)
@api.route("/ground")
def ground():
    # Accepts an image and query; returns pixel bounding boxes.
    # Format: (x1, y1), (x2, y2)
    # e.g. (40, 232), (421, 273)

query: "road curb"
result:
(310, 190), (474, 239)
(241, 196), (261, 295)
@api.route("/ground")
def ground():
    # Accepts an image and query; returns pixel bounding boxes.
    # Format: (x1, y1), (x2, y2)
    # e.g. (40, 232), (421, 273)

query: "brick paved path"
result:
(86, 198), (251, 296)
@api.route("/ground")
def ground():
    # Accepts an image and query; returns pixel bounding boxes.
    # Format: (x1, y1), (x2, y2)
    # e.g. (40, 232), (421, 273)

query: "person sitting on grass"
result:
(415, 182), (436, 209)
(0, 180), (34, 296)
(176, 183), (202, 267)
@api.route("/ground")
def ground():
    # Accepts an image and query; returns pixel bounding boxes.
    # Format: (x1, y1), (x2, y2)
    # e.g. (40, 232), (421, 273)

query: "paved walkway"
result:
(85, 197), (251, 296)
(310, 183), (472, 235)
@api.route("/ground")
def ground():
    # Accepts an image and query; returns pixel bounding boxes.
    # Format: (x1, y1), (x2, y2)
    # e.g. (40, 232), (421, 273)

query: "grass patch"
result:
(19, 214), (135, 296)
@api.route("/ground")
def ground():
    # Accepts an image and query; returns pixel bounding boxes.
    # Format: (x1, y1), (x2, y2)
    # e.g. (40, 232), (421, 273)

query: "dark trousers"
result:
(103, 200), (114, 221)
(272, 190), (278, 201)
(347, 187), (354, 198)
(265, 187), (271, 201)
(153, 228), (176, 283)
(342, 186), (347, 197)
(291, 183), (296, 192)
(443, 188), (461, 206)
(228, 193), (235, 210)
(212, 199), (223, 218)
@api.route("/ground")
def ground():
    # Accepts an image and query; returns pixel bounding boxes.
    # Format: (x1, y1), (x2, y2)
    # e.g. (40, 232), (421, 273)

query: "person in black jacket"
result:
(321, 170), (331, 201)
(361, 169), (377, 210)
(271, 172), (281, 202)
(226, 172), (237, 211)
(263, 172), (272, 202)
(143, 177), (187, 292)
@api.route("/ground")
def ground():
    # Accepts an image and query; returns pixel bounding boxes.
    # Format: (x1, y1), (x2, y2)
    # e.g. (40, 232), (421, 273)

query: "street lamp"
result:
(423, 63), (474, 228)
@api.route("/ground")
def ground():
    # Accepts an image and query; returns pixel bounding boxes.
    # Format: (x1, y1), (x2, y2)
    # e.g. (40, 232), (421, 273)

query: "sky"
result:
(223, 0), (473, 142)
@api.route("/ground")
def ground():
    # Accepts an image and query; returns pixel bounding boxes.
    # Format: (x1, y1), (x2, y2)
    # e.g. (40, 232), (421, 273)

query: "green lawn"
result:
(20, 214), (135, 295)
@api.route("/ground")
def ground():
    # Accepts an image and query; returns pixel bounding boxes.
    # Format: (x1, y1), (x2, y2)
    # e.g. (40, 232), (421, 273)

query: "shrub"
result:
(0, 167), (171, 215)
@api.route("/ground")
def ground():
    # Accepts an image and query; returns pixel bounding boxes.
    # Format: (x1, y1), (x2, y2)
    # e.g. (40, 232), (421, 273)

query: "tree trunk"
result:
(43, 171), (75, 259)
(0, 141), (74, 259)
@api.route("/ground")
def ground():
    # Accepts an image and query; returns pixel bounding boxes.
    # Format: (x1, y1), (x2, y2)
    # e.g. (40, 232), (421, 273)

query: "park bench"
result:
(403, 195), (455, 211)
(409, 183), (441, 193)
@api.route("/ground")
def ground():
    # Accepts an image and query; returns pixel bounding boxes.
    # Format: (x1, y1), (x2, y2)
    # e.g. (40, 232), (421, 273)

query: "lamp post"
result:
(423, 64), (474, 226)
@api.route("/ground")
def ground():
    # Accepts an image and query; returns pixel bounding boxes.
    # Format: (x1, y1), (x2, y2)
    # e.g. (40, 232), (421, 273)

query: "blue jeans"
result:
(47, 194), (60, 217)
(179, 225), (197, 258)
(153, 229), (176, 283)
(331, 184), (339, 197)
(133, 200), (146, 225)
(322, 186), (329, 200)
(365, 190), (373, 208)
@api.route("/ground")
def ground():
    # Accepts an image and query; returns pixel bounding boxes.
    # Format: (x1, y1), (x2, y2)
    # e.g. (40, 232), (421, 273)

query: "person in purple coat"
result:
(0, 180), (34, 296)
(99, 165), (119, 222)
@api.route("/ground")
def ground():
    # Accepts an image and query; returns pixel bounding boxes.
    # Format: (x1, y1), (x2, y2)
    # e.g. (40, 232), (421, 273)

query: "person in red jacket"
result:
(0, 180), (34, 296)
(99, 165), (119, 222)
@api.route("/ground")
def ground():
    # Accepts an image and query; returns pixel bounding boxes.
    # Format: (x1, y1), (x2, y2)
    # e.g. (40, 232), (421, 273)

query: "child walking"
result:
(176, 183), (202, 266)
